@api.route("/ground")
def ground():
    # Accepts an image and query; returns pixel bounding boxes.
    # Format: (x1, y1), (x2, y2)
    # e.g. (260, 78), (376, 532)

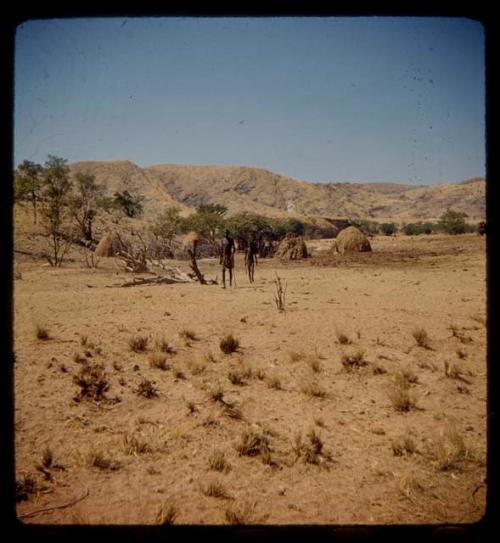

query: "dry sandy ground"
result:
(13, 234), (487, 526)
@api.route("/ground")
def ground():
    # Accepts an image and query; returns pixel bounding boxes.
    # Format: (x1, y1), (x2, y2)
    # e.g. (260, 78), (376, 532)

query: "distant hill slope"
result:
(68, 161), (485, 222)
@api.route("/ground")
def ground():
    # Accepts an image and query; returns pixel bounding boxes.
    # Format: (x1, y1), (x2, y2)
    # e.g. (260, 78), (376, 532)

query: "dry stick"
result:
(18, 484), (90, 519)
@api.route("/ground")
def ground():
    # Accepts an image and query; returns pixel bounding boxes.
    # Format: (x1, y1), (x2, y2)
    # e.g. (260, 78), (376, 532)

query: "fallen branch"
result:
(18, 484), (89, 519)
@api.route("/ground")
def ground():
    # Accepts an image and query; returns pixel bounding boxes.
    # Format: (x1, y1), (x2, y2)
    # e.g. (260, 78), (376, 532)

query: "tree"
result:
(182, 204), (227, 244)
(150, 206), (183, 255)
(225, 211), (273, 247)
(68, 172), (104, 242)
(438, 209), (468, 235)
(14, 160), (44, 223)
(40, 155), (73, 266)
(113, 190), (143, 218)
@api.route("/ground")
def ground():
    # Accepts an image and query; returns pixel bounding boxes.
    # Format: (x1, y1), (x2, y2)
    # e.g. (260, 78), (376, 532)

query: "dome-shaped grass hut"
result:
(334, 226), (372, 254)
(94, 232), (127, 257)
(275, 233), (308, 260)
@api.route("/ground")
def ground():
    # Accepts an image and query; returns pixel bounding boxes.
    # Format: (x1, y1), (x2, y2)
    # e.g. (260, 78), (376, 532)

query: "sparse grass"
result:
(266, 374), (283, 390)
(398, 367), (419, 385)
(35, 324), (50, 341)
(220, 334), (240, 355)
(314, 416), (326, 428)
(156, 500), (178, 525)
(134, 379), (159, 399)
(255, 368), (266, 381)
(148, 351), (171, 370)
(449, 324), (473, 344)
(208, 450), (232, 473)
(186, 400), (198, 414)
(128, 335), (149, 353)
(412, 327), (431, 349)
(209, 387), (225, 404)
(469, 314), (486, 328)
(397, 472), (424, 500)
(391, 430), (417, 456)
(301, 380), (328, 399)
(173, 369), (186, 380)
(200, 479), (231, 499)
(293, 429), (331, 465)
(73, 352), (87, 364)
(73, 361), (110, 402)
(341, 349), (367, 371)
(456, 348), (468, 360)
(204, 352), (218, 364)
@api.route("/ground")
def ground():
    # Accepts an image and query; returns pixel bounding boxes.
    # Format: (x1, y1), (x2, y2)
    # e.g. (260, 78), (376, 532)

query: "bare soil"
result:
(14, 233), (487, 525)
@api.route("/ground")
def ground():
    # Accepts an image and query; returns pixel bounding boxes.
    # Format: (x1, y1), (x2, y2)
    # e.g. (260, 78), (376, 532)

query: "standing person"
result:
(245, 236), (258, 283)
(220, 230), (235, 288)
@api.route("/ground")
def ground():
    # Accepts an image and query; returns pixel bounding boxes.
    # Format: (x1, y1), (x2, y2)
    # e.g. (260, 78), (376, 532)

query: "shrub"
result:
(379, 223), (397, 236)
(220, 334), (240, 354)
(134, 379), (159, 399)
(391, 430), (417, 456)
(128, 335), (149, 353)
(148, 352), (170, 370)
(156, 500), (178, 525)
(200, 479), (231, 499)
(73, 362), (109, 402)
(16, 474), (38, 502)
(412, 328), (430, 349)
(35, 324), (50, 340)
(235, 430), (271, 459)
(341, 349), (367, 371)
(387, 375), (418, 412)
(208, 450), (231, 473)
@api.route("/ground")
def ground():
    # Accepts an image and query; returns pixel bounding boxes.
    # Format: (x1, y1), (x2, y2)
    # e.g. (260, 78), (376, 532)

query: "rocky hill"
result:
(68, 161), (485, 223)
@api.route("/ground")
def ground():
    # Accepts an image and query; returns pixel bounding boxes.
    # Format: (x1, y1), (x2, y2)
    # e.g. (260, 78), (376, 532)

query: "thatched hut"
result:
(275, 233), (308, 260)
(334, 226), (372, 254)
(94, 232), (126, 257)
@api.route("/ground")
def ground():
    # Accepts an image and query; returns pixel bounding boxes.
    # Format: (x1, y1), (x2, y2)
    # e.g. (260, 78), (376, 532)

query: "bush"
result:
(219, 334), (240, 354)
(379, 223), (396, 236)
(437, 209), (468, 235)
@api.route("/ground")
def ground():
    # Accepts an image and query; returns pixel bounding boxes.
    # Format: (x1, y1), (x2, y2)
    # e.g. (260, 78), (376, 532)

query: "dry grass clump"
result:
(225, 500), (258, 525)
(122, 431), (153, 455)
(456, 348), (468, 360)
(228, 369), (248, 386)
(341, 349), (367, 372)
(209, 387), (226, 404)
(288, 350), (305, 363)
(200, 479), (232, 499)
(235, 430), (272, 462)
(397, 472), (425, 500)
(148, 351), (171, 370)
(220, 334), (240, 355)
(208, 450), (232, 473)
(387, 373), (418, 412)
(187, 360), (206, 375)
(336, 330), (352, 345)
(266, 374), (283, 390)
(293, 429), (332, 465)
(128, 335), (149, 353)
(155, 500), (178, 525)
(223, 404), (244, 421)
(306, 355), (323, 373)
(73, 361), (110, 402)
(154, 336), (176, 354)
(412, 328), (431, 349)
(301, 380), (328, 399)
(180, 328), (198, 342)
(391, 429), (417, 456)
(73, 352), (87, 364)
(35, 324), (50, 341)
(86, 448), (121, 471)
(433, 425), (476, 471)
(134, 378), (159, 399)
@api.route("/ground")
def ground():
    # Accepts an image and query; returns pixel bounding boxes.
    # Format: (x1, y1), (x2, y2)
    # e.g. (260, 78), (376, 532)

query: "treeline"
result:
(14, 154), (486, 266)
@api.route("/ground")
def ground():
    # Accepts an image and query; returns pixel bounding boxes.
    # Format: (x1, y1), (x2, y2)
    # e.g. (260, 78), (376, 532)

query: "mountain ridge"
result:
(68, 160), (485, 223)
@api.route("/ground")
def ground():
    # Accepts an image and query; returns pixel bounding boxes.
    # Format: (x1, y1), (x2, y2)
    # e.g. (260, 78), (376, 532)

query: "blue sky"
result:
(14, 16), (485, 185)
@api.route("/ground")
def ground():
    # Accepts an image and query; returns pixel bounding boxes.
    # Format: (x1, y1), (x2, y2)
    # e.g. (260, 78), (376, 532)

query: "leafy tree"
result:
(182, 203), (227, 243)
(14, 160), (44, 223)
(438, 209), (468, 235)
(113, 190), (143, 218)
(379, 223), (397, 236)
(39, 155), (73, 266)
(68, 172), (104, 242)
(225, 211), (273, 245)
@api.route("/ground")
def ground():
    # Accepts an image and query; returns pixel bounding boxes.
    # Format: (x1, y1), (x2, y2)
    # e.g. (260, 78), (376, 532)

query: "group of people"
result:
(219, 230), (258, 288)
